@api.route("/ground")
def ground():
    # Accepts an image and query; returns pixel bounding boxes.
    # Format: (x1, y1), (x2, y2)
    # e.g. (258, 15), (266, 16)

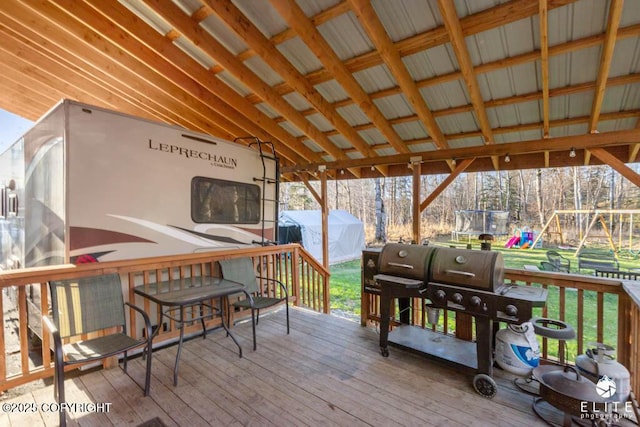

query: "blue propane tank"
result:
(495, 322), (540, 376)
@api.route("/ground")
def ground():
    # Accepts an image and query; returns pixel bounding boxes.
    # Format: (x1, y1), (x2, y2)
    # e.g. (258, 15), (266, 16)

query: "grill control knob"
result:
(505, 304), (518, 317)
(470, 296), (481, 307)
(435, 290), (446, 301)
(452, 293), (463, 304)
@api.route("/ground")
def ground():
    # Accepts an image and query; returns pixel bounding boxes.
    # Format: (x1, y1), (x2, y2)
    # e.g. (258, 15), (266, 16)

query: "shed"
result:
(278, 210), (365, 265)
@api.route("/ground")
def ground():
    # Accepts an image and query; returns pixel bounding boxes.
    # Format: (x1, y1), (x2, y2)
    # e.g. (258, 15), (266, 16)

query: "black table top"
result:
(134, 276), (244, 306)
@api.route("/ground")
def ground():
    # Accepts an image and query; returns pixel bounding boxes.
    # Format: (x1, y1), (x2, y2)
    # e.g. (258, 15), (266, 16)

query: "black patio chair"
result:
(540, 261), (563, 272)
(546, 250), (570, 272)
(43, 274), (153, 427)
(219, 257), (289, 350)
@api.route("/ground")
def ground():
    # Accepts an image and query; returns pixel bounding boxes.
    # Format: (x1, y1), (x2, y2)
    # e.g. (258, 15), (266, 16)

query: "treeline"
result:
(280, 165), (640, 243)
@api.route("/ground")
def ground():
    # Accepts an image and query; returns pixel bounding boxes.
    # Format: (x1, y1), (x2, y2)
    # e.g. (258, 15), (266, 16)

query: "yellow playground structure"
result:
(532, 209), (640, 256)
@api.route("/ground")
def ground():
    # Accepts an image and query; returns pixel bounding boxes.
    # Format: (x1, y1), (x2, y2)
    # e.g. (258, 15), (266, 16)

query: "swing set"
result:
(531, 209), (640, 256)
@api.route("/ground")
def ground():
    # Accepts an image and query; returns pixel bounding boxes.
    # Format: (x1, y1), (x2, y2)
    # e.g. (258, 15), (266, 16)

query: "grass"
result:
(328, 260), (362, 321)
(328, 241), (636, 359)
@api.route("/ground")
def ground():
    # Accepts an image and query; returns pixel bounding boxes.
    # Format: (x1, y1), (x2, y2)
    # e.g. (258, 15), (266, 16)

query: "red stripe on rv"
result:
(238, 227), (274, 240)
(69, 226), (155, 250)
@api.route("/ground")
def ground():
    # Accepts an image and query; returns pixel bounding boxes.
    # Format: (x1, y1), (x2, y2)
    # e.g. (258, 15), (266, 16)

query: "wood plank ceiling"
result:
(1, 0), (640, 182)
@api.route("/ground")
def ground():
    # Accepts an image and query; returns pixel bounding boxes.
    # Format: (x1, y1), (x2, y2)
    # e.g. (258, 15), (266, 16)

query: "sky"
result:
(0, 109), (34, 153)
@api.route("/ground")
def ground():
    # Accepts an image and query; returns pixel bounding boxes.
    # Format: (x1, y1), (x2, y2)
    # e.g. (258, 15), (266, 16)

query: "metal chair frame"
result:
(219, 257), (289, 350)
(44, 274), (153, 427)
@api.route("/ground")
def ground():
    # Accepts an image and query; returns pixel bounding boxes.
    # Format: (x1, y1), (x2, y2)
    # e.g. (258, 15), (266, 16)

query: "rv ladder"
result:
(237, 137), (280, 246)
(253, 177), (278, 184)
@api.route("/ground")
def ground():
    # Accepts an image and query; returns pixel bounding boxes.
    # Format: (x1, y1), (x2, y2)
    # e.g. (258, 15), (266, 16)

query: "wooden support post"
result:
(320, 169), (329, 269)
(412, 160), (421, 244)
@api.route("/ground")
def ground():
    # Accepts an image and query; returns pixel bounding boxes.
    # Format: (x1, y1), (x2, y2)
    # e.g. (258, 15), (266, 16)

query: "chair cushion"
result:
(63, 333), (145, 363)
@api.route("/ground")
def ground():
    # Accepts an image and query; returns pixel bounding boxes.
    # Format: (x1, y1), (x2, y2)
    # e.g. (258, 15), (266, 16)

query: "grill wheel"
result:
(473, 374), (497, 398)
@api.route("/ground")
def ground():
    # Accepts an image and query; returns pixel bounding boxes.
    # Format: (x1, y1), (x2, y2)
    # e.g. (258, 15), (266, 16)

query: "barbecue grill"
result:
(369, 243), (547, 397)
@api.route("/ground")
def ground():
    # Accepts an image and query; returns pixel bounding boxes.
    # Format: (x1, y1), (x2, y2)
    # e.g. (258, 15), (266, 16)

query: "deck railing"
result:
(0, 244), (329, 393)
(361, 267), (639, 394)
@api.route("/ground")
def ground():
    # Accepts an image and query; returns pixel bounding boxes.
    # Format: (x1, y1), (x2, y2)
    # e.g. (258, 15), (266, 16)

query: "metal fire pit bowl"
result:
(532, 365), (608, 426)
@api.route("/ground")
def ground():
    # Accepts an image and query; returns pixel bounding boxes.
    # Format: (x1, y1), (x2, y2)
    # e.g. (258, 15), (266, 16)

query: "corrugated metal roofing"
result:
(1, 0), (640, 180)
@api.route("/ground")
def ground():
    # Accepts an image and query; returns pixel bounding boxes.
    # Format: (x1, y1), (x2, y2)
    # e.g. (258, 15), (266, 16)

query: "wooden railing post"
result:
(323, 273), (330, 314)
(618, 293), (632, 371)
(292, 246), (301, 307)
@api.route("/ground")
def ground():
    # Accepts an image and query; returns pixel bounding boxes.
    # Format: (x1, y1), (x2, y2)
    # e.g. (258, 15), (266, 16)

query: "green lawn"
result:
(328, 259), (362, 320)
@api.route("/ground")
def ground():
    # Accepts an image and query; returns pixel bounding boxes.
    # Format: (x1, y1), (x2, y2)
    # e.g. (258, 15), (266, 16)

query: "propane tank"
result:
(495, 322), (540, 376)
(575, 343), (630, 402)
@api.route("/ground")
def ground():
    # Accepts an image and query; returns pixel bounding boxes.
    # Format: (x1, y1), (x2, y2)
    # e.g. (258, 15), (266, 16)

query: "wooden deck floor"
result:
(2, 308), (566, 426)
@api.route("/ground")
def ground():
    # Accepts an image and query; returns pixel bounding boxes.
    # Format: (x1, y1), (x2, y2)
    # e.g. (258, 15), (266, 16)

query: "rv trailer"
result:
(0, 100), (279, 335)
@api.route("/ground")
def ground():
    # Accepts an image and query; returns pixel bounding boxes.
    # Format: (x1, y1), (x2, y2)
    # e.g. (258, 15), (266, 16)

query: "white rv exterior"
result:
(0, 100), (278, 270)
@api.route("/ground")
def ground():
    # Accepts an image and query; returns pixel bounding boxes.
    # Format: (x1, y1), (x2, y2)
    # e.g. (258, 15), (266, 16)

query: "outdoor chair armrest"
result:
(42, 315), (64, 366)
(42, 314), (58, 336)
(256, 276), (289, 297)
(124, 302), (153, 341)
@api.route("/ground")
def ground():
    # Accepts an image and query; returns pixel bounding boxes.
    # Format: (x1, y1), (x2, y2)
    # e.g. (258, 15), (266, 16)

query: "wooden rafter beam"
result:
(50, 0), (265, 143)
(204, 0), (378, 160)
(258, 0), (576, 100)
(282, 128), (640, 173)
(1, 0), (226, 136)
(51, 0), (249, 140)
(539, 0), (550, 137)
(268, 25), (640, 124)
(589, 0), (624, 132)
(420, 158), (475, 211)
(0, 3), (182, 126)
(269, 0), (409, 156)
(438, 0), (493, 146)
(0, 75), (52, 119)
(317, 73), (640, 149)
(334, 109), (640, 160)
(347, 0), (449, 150)
(589, 147), (640, 188)
(438, 0), (496, 169)
(0, 31), (164, 126)
(81, 0), (312, 165)
(237, 1), (350, 63)
(140, 0), (349, 162)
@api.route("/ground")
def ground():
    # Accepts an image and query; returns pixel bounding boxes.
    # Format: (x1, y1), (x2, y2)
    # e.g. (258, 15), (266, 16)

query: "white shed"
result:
(278, 210), (365, 265)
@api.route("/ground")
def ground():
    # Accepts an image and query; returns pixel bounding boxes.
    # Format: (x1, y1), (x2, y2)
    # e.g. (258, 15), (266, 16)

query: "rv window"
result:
(191, 177), (260, 224)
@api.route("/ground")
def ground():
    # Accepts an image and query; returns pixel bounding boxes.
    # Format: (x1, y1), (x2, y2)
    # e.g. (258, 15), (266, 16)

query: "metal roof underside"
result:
(1, 0), (640, 181)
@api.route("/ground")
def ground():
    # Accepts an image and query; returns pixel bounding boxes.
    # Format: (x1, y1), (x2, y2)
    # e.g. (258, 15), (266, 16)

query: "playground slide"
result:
(505, 236), (520, 248)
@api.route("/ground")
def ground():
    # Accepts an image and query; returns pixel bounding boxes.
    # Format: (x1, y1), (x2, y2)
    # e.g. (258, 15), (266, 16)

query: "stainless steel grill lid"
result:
(428, 247), (504, 291)
(377, 243), (435, 280)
